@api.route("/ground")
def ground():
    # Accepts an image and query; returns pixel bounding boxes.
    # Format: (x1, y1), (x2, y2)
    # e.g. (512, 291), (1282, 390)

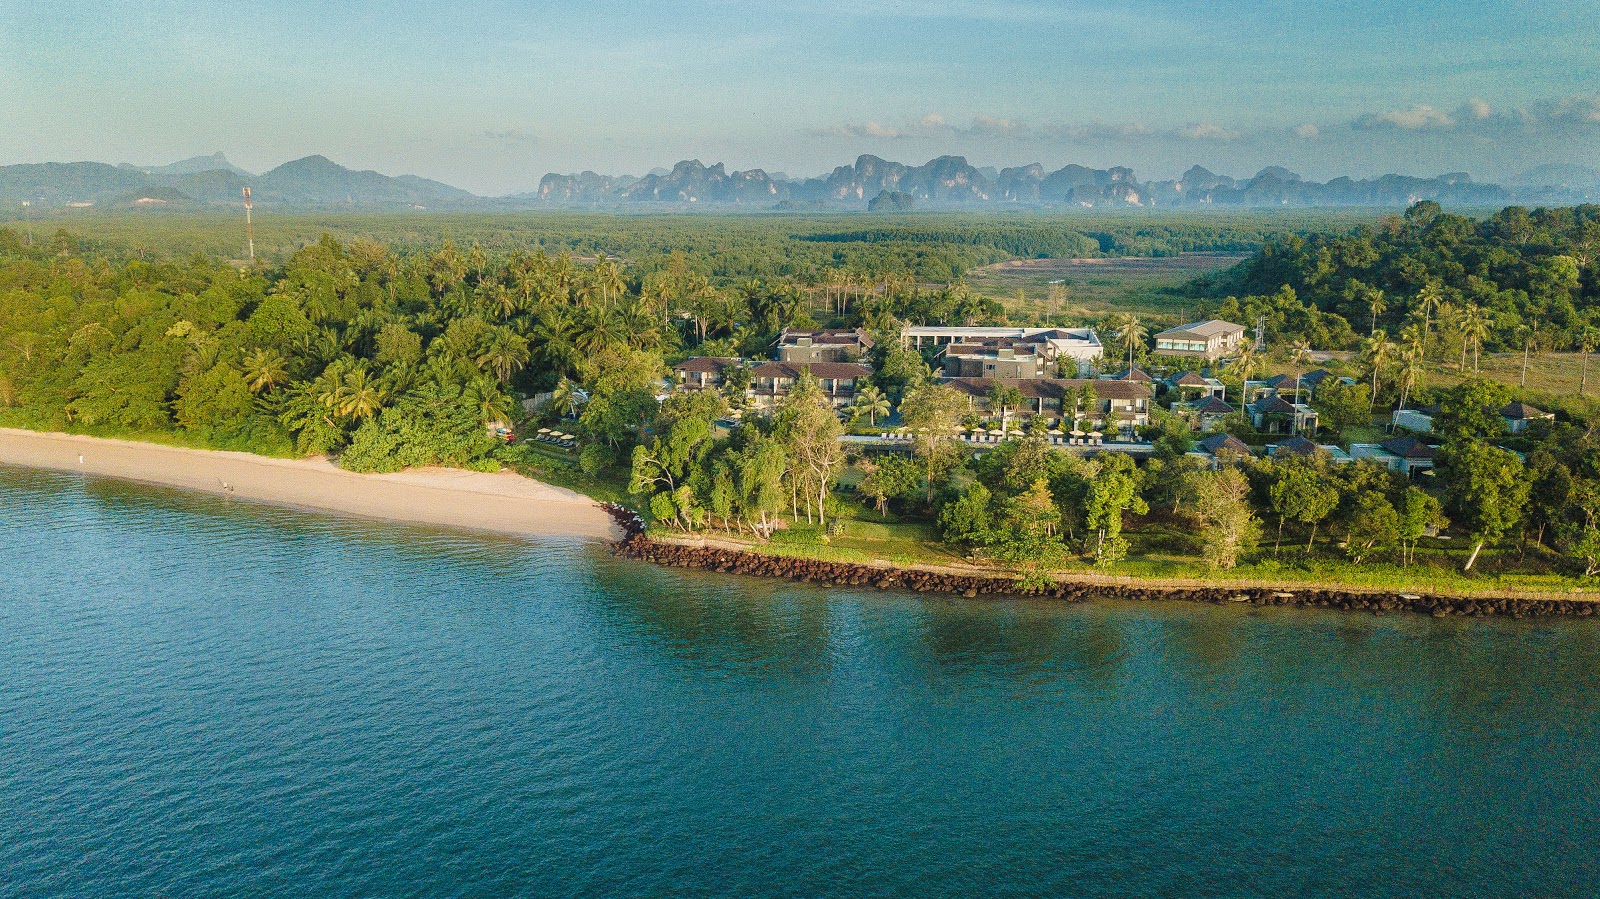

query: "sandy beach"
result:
(0, 428), (621, 541)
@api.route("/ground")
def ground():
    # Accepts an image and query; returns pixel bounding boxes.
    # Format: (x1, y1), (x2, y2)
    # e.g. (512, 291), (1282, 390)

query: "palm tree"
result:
(1366, 288), (1387, 336)
(464, 377), (514, 426)
(241, 348), (289, 395)
(1116, 315), (1148, 374)
(1580, 327), (1597, 396)
(1459, 304), (1490, 373)
(529, 310), (582, 379)
(1414, 283), (1444, 338)
(325, 367), (383, 420)
(1227, 340), (1260, 382)
(1519, 325), (1538, 388)
(988, 383), (1027, 438)
(549, 376), (583, 419)
(1397, 324), (1428, 410)
(850, 386), (891, 427)
(475, 328), (531, 384)
(1361, 332), (1396, 412)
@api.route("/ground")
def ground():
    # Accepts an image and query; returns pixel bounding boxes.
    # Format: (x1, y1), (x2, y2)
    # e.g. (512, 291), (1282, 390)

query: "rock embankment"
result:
(614, 534), (1594, 619)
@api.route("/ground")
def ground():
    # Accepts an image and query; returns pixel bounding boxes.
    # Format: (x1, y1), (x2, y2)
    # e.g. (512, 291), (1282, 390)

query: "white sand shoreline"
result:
(0, 428), (621, 541)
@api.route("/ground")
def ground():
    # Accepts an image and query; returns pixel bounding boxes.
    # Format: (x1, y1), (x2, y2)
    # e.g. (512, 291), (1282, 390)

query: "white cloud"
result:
(1353, 104), (1456, 131)
(1294, 123), (1320, 139)
(1174, 122), (1240, 141)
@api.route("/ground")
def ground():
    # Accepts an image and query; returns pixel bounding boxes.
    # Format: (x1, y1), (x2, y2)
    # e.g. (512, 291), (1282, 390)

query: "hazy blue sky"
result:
(2, 0), (1596, 193)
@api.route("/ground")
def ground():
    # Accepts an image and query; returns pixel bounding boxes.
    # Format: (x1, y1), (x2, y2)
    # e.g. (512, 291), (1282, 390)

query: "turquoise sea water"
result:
(2, 466), (1598, 898)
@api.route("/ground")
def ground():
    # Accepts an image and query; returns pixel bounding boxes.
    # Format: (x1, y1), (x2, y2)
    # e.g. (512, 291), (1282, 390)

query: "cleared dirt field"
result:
(967, 252), (1247, 320)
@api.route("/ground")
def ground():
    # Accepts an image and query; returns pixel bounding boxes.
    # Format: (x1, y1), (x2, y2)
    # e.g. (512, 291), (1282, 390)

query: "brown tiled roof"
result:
(673, 356), (739, 373)
(1198, 433), (1252, 456)
(1171, 371), (1210, 387)
(1380, 435), (1436, 460)
(1500, 400), (1550, 420)
(1105, 367), (1155, 382)
(1187, 396), (1234, 415)
(1301, 369), (1335, 387)
(1274, 436), (1321, 456)
(751, 361), (872, 380)
(1250, 394), (1298, 415)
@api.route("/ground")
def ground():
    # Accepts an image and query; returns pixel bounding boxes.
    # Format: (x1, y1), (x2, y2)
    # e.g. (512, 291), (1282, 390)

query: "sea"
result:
(2, 465), (1598, 897)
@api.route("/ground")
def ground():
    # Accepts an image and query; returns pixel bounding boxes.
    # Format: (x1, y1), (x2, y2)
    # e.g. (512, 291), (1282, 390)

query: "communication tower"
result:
(242, 187), (255, 264)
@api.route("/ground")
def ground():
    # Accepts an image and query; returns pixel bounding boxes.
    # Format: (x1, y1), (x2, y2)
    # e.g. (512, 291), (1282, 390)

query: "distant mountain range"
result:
(3, 152), (1596, 212)
(0, 154), (476, 211)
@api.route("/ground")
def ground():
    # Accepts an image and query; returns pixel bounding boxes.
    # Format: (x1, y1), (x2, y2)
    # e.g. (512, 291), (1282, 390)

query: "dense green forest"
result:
(1199, 202), (1600, 353)
(1, 206), (1597, 588)
(16, 208), (1377, 284)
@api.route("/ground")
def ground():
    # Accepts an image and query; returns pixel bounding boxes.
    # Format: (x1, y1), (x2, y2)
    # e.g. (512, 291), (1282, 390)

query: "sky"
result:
(1, 0), (1596, 194)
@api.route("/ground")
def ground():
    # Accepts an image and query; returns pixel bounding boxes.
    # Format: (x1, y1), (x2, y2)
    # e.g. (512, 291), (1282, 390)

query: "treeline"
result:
(1196, 202), (1600, 352)
(631, 373), (1600, 579)
(26, 208), (1374, 287)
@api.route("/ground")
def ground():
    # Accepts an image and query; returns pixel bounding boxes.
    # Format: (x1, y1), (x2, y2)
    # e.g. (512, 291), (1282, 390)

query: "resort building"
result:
(776, 328), (874, 364)
(1102, 366), (1156, 384)
(1165, 370), (1227, 400)
(672, 357), (742, 390)
(941, 377), (1152, 432)
(1248, 393), (1318, 435)
(903, 326), (1103, 366)
(1190, 432), (1254, 468)
(1176, 395), (1236, 430)
(941, 340), (1052, 379)
(748, 361), (872, 410)
(1268, 436), (1352, 463)
(1391, 405), (1439, 434)
(1349, 436), (1437, 477)
(1152, 319), (1247, 359)
(1501, 401), (1554, 434)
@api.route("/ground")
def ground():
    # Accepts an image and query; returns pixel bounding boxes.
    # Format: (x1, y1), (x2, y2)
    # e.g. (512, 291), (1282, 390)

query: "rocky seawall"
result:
(603, 517), (1593, 620)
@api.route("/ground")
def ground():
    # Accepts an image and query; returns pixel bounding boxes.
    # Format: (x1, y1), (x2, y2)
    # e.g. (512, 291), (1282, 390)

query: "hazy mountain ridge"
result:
(524, 155), (1568, 208)
(0, 155), (479, 210)
(3, 152), (1596, 211)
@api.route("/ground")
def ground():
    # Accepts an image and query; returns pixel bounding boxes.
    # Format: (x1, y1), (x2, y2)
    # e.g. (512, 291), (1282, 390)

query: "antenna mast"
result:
(242, 187), (255, 264)
(1254, 314), (1266, 351)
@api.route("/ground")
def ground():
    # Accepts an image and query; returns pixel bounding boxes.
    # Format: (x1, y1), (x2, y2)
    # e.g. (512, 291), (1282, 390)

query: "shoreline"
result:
(614, 531), (1597, 619)
(0, 428), (622, 542)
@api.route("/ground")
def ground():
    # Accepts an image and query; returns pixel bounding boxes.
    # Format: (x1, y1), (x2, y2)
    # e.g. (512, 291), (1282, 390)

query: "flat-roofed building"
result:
(777, 328), (874, 364)
(904, 326), (1103, 365)
(941, 340), (1051, 379)
(1153, 319), (1247, 359)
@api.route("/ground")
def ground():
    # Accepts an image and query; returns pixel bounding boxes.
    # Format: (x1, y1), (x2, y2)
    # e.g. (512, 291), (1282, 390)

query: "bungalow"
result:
(1268, 436), (1353, 463)
(1391, 404), (1439, 434)
(1501, 400), (1555, 434)
(941, 377), (1152, 433)
(1299, 369), (1355, 396)
(1349, 435), (1437, 477)
(1248, 393), (1319, 435)
(1244, 374), (1312, 403)
(672, 356), (741, 390)
(1177, 395), (1236, 430)
(1103, 366), (1156, 384)
(1190, 432), (1254, 468)
(1152, 319), (1247, 360)
(903, 326), (1104, 365)
(777, 328), (874, 364)
(748, 361), (871, 409)
(1165, 370), (1227, 400)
